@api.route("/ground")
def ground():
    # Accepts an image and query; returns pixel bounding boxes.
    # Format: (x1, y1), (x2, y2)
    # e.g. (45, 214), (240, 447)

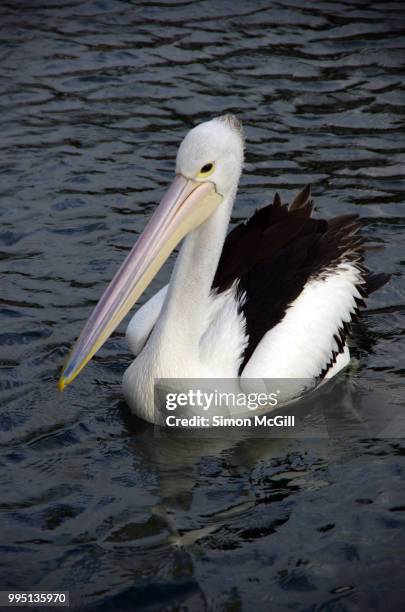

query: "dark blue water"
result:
(1, 1), (405, 610)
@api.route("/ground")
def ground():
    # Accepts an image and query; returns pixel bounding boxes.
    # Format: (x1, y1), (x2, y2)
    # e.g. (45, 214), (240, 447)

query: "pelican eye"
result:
(197, 162), (215, 178)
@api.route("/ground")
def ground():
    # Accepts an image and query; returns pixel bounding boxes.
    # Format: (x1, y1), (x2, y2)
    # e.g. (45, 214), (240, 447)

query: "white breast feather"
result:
(200, 285), (248, 376)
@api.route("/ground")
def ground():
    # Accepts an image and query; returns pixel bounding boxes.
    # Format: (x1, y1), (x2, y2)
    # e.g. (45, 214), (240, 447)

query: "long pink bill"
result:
(58, 174), (222, 390)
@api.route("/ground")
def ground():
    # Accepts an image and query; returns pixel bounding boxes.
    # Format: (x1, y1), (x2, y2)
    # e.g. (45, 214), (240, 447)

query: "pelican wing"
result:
(126, 285), (168, 355)
(213, 186), (389, 378)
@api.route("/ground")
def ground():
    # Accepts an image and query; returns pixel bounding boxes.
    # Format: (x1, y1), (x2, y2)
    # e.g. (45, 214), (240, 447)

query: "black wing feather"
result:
(212, 186), (389, 376)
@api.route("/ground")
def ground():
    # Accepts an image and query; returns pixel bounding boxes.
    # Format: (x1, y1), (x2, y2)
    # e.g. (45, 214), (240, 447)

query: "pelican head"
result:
(176, 114), (244, 196)
(58, 114), (244, 390)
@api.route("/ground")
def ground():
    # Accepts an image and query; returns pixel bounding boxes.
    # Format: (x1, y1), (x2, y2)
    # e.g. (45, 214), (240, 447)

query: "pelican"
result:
(58, 115), (388, 423)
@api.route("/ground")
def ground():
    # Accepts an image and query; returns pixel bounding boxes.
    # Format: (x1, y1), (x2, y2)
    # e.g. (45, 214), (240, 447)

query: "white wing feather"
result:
(126, 285), (168, 355)
(242, 262), (362, 379)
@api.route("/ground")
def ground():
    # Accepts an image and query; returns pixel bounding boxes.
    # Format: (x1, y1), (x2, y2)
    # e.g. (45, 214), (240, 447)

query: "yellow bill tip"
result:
(57, 377), (66, 392)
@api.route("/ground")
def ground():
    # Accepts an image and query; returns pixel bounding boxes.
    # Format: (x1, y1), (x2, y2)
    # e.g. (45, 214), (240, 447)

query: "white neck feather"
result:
(150, 186), (237, 362)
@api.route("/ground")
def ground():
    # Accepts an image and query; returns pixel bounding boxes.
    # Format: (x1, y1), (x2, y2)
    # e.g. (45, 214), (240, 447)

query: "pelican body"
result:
(59, 115), (388, 423)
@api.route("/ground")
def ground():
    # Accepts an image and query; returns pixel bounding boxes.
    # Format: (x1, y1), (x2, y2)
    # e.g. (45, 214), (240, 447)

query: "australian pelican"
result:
(58, 115), (388, 422)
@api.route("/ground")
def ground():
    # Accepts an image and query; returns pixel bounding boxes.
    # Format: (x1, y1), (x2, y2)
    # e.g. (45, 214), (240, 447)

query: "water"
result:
(1, 1), (405, 609)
